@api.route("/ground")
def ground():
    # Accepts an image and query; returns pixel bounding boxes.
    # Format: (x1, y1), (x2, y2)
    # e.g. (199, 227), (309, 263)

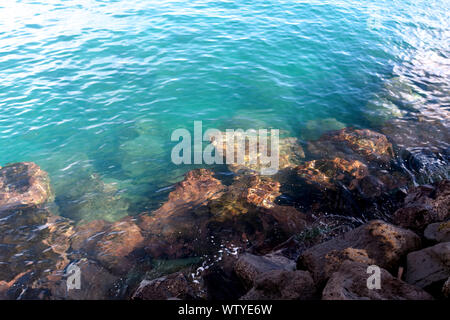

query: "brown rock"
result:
(71, 217), (144, 274)
(0, 162), (52, 210)
(234, 253), (295, 288)
(424, 221), (450, 243)
(322, 261), (433, 300)
(131, 272), (195, 300)
(139, 169), (225, 259)
(297, 220), (421, 284)
(443, 277), (450, 298)
(241, 270), (316, 300)
(393, 180), (450, 232)
(308, 128), (394, 165)
(405, 242), (450, 289)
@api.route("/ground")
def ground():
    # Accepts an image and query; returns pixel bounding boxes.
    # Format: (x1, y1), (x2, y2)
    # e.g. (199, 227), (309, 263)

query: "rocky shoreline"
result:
(0, 126), (448, 300)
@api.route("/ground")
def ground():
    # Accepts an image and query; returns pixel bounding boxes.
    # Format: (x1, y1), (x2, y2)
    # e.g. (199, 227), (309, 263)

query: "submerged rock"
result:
(405, 242), (450, 290)
(211, 132), (305, 175)
(131, 272), (195, 300)
(71, 217), (144, 275)
(307, 128), (394, 165)
(139, 169), (225, 259)
(297, 220), (421, 285)
(0, 162), (52, 210)
(322, 261), (433, 300)
(241, 270), (316, 300)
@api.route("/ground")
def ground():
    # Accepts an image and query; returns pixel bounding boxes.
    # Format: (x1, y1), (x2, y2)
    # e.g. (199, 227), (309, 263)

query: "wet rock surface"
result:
(424, 222), (450, 243)
(297, 220), (421, 285)
(132, 272), (195, 300)
(241, 270), (316, 300)
(0, 162), (52, 211)
(322, 261), (433, 300)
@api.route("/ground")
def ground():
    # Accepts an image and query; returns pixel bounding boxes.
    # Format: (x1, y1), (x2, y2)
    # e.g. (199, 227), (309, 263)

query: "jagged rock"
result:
(241, 270), (316, 300)
(424, 221), (450, 243)
(131, 272), (195, 300)
(211, 132), (305, 175)
(71, 217), (144, 274)
(234, 253), (295, 288)
(28, 258), (119, 300)
(0, 206), (73, 282)
(297, 220), (421, 284)
(139, 169), (225, 259)
(295, 158), (369, 191)
(0, 162), (52, 211)
(322, 261), (433, 300)
(307, 128), (394, 165)
(393, 180), (450, 232)
(405, 242), (450, 289)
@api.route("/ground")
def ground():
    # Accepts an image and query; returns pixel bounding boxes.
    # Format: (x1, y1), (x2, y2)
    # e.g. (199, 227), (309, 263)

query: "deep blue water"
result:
(0, 0), (448, 222)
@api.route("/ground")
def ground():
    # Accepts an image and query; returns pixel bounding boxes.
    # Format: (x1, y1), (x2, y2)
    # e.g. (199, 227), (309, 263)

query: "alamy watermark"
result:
(171, 121), (280, 175)
(367, 265), (381, 290)
(66, 263), (81, 291)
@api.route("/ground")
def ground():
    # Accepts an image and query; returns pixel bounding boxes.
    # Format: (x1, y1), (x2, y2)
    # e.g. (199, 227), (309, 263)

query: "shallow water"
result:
(0, 0), (449, 222)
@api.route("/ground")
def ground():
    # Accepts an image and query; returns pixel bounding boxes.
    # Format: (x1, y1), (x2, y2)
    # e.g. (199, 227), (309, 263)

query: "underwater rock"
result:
(322, 261), (433, 300)
(297, 220), (421, 285)
(241, 270), (316, 300)
(307, 128), (394, 165)
(131, 272), (195, 300)
(295, 158), (369, 191)
(405, 242), (450, 290)
(0, 162), (52, 211)
(424, 222), (450, 243)
(139, 169), (225, 259)
(393, 180), (450, 232)
(71, 217), (144, 275)
(303, 118), (346, 141)
(211, 132), (305, 175)
(55, 170), (130, 223)
(25, 258), (120, 300)
(0, 206), (73, 283)
(208, 175), (309, 251)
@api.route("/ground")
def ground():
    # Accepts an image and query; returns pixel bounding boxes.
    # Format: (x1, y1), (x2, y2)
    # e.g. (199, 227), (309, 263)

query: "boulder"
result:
(234, 253), (295, 288)
(393, 180), (450, 232)
(405, 242), (450, 289)
(71, 217), (144, 274)
(307, 128), (394, 165)
(322, 261), (433, 300)
(424, 221), (450, 243)
(297, 220), (421, 284)
(0, 162), (52, 210)
(139, 169), (225, 259)
(241, 270), (316, 300)
(131, 272), (195, 300)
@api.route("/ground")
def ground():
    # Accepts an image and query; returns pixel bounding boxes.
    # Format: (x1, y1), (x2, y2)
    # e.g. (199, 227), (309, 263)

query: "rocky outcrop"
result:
(211, 133), (305, 175)
(234, 253), (295, 288)
(0, 162), (52, 210)
(132, 272), (195, 300)
(405, 242), (450, 289)
(138, 169), (225, 259)
(307, 128), (394, 165)
(71, 217), (144, 275)
(393, 180), (450, 232)
(322, 261), (433, 300)
(297, 220), (421, 285)
(424, 221), (450, 243)
(241, 270), (316, 300)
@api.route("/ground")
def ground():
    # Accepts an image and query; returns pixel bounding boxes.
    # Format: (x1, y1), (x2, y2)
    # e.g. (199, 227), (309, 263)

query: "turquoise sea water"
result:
(0, 0), (449, 222)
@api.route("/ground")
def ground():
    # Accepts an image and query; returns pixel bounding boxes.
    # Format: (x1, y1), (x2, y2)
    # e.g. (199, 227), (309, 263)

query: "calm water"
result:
(0, 0), (449, 222)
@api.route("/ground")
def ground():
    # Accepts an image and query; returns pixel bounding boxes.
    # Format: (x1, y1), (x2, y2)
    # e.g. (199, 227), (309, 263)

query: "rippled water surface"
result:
(0, 0), (449, 222)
